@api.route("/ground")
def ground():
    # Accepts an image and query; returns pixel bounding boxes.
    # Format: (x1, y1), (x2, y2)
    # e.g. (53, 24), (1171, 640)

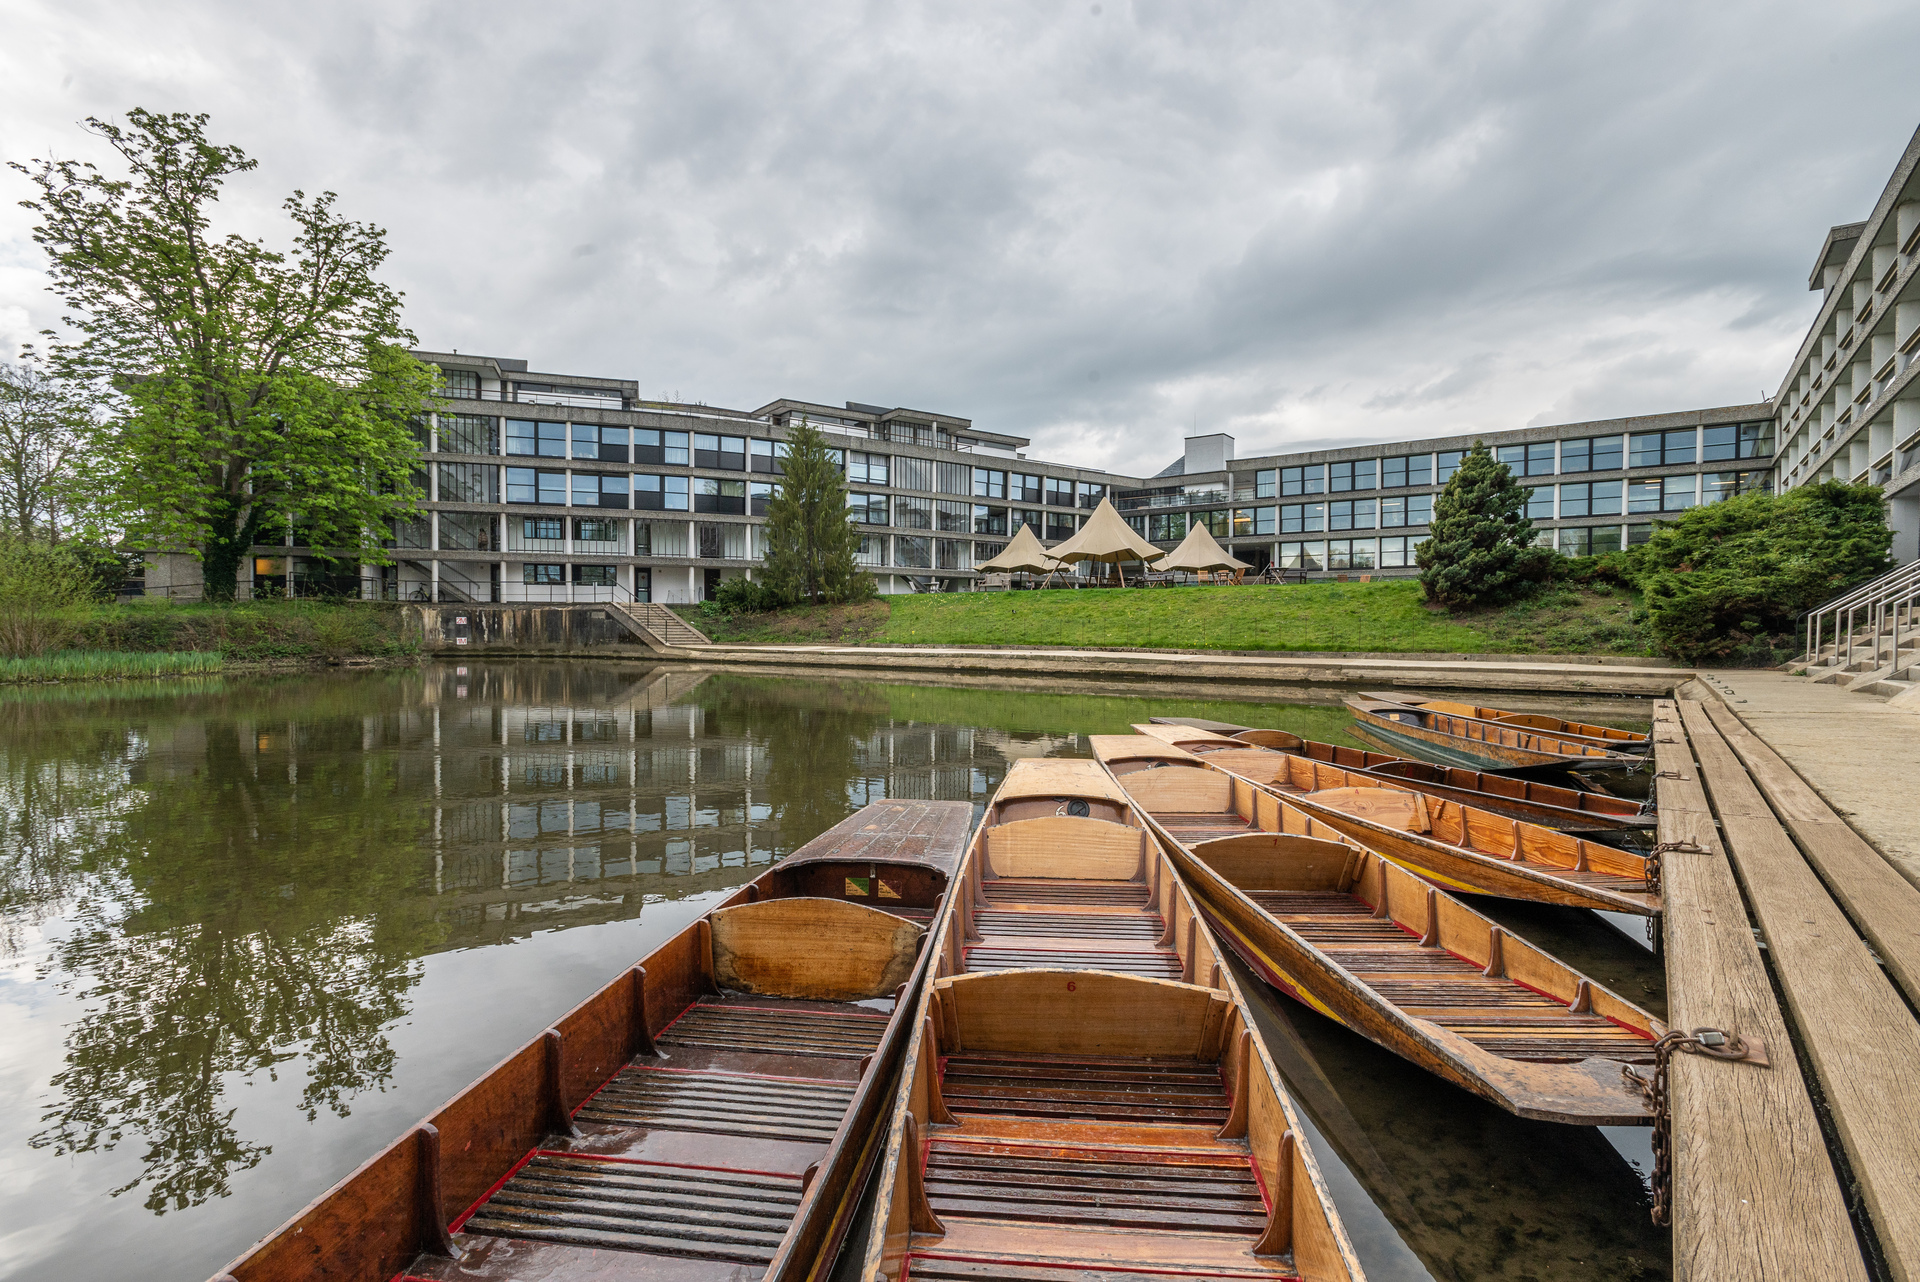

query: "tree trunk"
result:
(201, 496), (260, 602)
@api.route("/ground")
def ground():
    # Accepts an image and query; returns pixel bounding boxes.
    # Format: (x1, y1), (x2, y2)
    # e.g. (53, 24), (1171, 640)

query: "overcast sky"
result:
(3, 1), (1917, 472)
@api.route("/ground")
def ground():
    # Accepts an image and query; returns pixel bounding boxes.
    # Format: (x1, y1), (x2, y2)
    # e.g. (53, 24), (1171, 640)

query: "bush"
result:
(0, 541), (99, 656)
(1416, 443), (1557, 608)
(710, 576), (788, 615)
(1634, 481), (1891, 665)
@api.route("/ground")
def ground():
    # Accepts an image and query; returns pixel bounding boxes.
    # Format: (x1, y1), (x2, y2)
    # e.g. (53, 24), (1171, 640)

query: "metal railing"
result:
(1802, 558), (1920, 673)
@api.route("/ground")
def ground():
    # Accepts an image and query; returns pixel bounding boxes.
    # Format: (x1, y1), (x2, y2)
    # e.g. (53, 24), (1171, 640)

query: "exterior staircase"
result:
(1794, 560), (1920, 699)
(613, 602), (712, 649)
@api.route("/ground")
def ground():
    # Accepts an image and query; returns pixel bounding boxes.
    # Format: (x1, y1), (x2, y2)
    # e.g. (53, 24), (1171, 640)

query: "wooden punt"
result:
(1146, 718), (1653, 833)
(1098, 749), (1660, 1124)
(853, 757), (1364, 1282)
(1094, 735), (1656, 918)
(209, 799), (974, 1282)
(1345, 696), (1644, 773)
(1359, 693), (1650, 753)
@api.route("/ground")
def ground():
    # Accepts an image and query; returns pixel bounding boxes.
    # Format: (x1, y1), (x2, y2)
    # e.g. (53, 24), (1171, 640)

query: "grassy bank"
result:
(0, 649), (225, 683)
(56, 599), (422, 661)
(682, 581), (1655, 656)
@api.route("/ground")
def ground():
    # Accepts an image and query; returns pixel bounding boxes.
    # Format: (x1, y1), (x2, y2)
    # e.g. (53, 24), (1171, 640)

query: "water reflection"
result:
(0, 663), (1664, 1281)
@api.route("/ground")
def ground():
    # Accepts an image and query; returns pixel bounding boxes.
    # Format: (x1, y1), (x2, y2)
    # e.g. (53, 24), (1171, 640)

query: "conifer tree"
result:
(761, 420), (870, 605)
(1415, 442), (1555, 608)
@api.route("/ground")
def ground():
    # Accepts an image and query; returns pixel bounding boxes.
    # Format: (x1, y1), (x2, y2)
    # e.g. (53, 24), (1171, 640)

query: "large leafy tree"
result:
(1634, 481), (1891, 664)
(12, 109), (435, 599)
(0, 345), (99, 542)
(761, 420), (870, 605)
(1416, 442), (1556, 608)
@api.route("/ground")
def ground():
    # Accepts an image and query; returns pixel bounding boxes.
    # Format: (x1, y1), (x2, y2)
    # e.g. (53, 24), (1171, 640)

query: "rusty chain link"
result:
(1624, 1027), (1761, 1225)
(1643, 839), (1707, 897)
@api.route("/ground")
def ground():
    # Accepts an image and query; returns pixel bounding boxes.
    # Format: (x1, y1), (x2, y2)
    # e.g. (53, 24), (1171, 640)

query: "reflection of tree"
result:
(4, 687), (438, 1213)
(699, 677), (891, 849)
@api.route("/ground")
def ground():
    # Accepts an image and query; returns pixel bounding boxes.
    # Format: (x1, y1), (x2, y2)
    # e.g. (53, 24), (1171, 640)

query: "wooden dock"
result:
(1660, 697), (1920, 1281)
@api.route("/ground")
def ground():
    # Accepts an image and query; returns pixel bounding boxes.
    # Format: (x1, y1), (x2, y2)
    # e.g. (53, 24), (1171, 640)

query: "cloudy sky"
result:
(3, 1), (1917, 472)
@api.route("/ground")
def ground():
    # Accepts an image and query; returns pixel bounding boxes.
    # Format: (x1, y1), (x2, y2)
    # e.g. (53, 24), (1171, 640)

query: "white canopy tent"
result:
(975, 523), (1062, 576)
(1154, 521), (1251, 580)
(1044, 498), (1166, 586)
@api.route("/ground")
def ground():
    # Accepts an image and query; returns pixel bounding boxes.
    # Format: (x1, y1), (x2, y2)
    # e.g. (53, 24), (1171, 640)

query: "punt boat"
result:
(1358, 693), (1650, 753)
(1146, 718), (1653, 834)
(1345, 695), (1645, 774)
(209, 799), (974, 1282)
(852, 757), (1365, 1282)
(1099, 746), (1659, 1124)
(1093, 735), (1657, 918)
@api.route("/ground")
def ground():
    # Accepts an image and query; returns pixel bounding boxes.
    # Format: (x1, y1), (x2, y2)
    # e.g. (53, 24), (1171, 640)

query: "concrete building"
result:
(198, 120), (1920, 602)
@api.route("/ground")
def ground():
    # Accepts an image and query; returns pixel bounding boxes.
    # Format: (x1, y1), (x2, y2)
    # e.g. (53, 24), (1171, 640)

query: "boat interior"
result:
(857, 758), (1360, 1282)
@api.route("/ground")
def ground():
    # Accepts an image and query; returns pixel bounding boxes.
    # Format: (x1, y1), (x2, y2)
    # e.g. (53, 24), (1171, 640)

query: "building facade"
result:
(216, 121), (1920, 602)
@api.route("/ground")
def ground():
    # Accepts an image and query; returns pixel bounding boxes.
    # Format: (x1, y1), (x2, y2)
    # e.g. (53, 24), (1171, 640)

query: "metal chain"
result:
(1643, 839), (1707, 897)
(1624, 1027), (1754, 1225)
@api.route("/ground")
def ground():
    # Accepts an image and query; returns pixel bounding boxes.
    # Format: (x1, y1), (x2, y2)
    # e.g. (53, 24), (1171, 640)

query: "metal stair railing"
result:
(1803, 559), (1920, 673)
(617, 602), (711, 646)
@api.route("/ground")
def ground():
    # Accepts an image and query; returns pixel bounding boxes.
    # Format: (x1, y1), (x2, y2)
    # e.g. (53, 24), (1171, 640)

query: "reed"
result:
(0, 650), (225, 683)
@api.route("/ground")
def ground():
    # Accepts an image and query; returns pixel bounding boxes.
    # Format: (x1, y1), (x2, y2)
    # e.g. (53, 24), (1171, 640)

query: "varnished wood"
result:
(1679, 701), (1920, 1279)
(1651, 703), (1866, 1282)
(1360, 693), (1650, 750)
(412, 1123), (458, 1258)
(711, 897), (926, 1001)
(1345, 695), (1642, 771)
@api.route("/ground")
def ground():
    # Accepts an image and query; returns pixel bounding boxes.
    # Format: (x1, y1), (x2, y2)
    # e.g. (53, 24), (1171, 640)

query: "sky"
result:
(2, 0), (1918, 474)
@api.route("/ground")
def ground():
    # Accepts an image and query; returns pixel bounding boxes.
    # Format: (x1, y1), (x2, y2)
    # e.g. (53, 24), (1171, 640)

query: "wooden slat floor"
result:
(1247, 891), (1654, 1063)
(969, 877), (1181, 979)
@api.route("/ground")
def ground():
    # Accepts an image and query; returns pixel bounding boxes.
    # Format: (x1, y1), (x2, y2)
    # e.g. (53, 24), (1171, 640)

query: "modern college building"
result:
(194, 122), (1920, 603)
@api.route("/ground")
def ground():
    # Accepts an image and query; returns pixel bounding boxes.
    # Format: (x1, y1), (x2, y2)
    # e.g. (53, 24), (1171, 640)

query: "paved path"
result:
(1699, 669), (1920, 888)
(675, 642), (1687, 696)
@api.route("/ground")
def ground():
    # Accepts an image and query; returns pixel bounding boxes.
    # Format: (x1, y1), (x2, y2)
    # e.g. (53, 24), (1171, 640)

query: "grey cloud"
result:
(2, 0), (1916, 472)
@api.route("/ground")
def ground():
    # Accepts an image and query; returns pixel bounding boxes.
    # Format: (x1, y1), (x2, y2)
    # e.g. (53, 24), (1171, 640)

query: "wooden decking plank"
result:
(1652, 701), (1866, 1282)
(1700, 699), (1920, 1009)
(1679, 700), (1920, 1280)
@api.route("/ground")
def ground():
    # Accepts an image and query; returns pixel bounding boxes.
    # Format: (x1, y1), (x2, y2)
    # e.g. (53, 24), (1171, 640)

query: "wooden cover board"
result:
(711, 897), (926, 1000)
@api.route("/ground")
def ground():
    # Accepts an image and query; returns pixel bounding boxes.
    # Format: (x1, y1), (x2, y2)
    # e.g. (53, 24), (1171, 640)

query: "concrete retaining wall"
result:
(406, 605), (663, 655)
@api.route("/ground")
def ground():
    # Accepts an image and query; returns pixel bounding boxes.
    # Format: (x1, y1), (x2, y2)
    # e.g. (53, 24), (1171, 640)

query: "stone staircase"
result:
(613, 602), (712, 649)
(1793, 561), (1920, 699)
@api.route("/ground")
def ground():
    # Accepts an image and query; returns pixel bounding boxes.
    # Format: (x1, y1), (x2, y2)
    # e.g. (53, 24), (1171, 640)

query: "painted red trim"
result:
(449, 1146), (539, 1233)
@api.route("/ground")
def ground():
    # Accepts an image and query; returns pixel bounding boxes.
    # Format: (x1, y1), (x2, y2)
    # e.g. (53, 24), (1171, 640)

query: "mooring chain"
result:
(1624, 1027), (1768, 1226)
(1643, 839), (1707, 897)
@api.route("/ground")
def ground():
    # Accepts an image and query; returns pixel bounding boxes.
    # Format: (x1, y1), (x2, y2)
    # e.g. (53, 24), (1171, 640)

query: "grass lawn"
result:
(681, 580), (1655, 656)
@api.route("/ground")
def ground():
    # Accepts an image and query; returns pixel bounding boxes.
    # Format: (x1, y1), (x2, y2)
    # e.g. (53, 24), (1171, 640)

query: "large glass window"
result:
(508, 516), (565, 553)
(1558, 479), (1623, 517)
(973, 505), (1008, 536)
(1380, 496), (1406, 528)
(749, 481), (777, 516)
(634, 429), (690, 466)
(1382, 455), (1432, 487)
(694, 477), (747, 514)
(439, 367), (480, 400)
(1326, 539), (1376, 571)
(1631, 429), (1697, 467)
(935, 500), (971, 533)
(1193, 509), (1230, 537)
(1280, 502), (1326, 534)
(973, 468), (1007, 499)
(1378, 536), (1411, 568)
(523, 563), (564, 585)
(505, 468), (566, 505)
(438, 511), (496, 551)
(571, 423), (629, 462)
(633, 474), (690, 511)
(1045, 477), (1075, 507)
(1232, 507), (1276, 537)
(1147, 512), (1185, 541)
(1702, 470), (1771, 503)
(573, 564), (618, 586)
(855, 535), (887, 567)
(1045, 511), (1078, 540)
(1436, 451), (1465, 483)
(1254, 469), (1278, 499)
(750, 439), (788, 474)
(437, 462), (499, 504)
(1408, 493), (1433, 525)
(1499, 442), (1556, 476)
(848, 451), (890, 485)
(1011, 508), (1043, 532)
(1560, 435), (1623, 473)
(1328, 499), (1377, 530)
(1329, 460), (1376, 491)
(1078, 483), (1107, 509)
(1281, 465), (1324, 496)
(1704, 422), (1777, 461)
(694, 433), (747, 470)
(1010, 472), (1043, 503)
(506, 419), (567, 458)
(1626, 479), (1663, 514)
(438, 413), (498, 455)
(895, 536), (932, 568)
(893, 456), (934, 492)
(572, 473), (630, 509)
(573, 518), (623, 548)
(1662, 474), (1697, 510)
(1279, 541), (1326, 572)
(936, 538), (971, 571)
(1525, 486), (1554, 519)
(849, 492), (889, 525)
(894, 495), (933, 529)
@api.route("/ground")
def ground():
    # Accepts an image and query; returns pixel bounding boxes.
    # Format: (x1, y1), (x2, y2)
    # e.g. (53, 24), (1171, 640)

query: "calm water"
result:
(0, 663), (1667, 1281)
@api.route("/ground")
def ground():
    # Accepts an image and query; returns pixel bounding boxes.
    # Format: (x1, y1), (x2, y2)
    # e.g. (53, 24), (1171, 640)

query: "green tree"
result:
(1634, 481), (1891, 665)
(0, 346), (100, 543)
(761, 420), (870, 605)
(12, 109), (436, 600)
(1416, 442), (1556, 608)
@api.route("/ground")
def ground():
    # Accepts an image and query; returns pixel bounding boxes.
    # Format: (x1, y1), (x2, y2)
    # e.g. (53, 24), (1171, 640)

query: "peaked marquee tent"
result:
(975, 523), (1062, 575)
(1154, 521), (1251, 580)
(1045, 497), (1166, 586)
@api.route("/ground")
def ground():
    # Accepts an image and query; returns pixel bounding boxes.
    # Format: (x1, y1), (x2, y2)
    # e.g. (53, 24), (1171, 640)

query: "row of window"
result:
(848, 496), (1087, 539)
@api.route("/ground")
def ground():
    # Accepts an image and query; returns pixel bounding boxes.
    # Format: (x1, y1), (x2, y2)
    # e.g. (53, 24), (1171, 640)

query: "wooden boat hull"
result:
(854, 758), (1364, 1282)
(1347, 701), (1640, 773)
(1356, 692), (1652, 754)
(1148, 717), (1653, 832)
(211, 800), (975, 1282)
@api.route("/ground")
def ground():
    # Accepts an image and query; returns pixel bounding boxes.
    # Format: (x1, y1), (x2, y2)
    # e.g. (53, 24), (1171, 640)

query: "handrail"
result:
(1802, 558), (1920, 669)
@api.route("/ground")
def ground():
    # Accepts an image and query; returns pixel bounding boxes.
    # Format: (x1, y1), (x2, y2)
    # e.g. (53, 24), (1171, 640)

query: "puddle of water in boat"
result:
(0, 662), (1665, 1281)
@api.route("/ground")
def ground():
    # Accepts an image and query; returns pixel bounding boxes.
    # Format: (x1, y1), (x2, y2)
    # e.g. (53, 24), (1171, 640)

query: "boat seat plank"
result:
(658, 1001), (888, 1061)
(983, 879), (1149, 908)
(576, 1065), (855, 1143)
